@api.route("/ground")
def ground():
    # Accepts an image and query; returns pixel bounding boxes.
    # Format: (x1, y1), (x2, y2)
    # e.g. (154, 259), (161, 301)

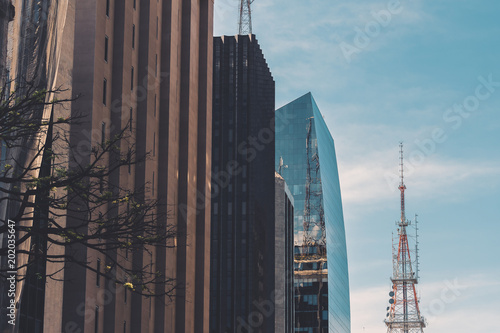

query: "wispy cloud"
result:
(339, 147), (500, 207)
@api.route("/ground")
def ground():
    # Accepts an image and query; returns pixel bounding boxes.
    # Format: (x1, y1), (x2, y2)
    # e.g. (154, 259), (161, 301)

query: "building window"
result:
(156, 17), (158, 39)
(154, 94), (156, 117)
(127, 151), (131, 174)
(123, 321), (127, 333)
(129, 107), (133, 132)
(155, 54), (157, 77)
(105, 0), (110, 17)
(133, 0), (136, 9)
(101, 122), (106, 145)
(130, 67), (134, 90)
(153, 132), (155, 156)
(152, 172), (155, 196)
(96, 258), (101, 287)
(104, 36), (109, 62)
(95, 306), (99, 333)
(124, 284), (127, 303)
(103, 79), (107, 105)
(132, 24), (135, 49)
(125, 234), (129, 260)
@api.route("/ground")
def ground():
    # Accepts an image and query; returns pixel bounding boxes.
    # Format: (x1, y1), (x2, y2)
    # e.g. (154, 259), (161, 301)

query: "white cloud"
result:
(350, 285), (389, 333)
(339, 147), (500, 205)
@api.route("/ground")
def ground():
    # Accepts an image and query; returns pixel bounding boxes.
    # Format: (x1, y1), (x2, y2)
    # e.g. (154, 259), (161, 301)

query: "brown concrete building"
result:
(0, 0), (14, 84)
(0, 0), (213, 332)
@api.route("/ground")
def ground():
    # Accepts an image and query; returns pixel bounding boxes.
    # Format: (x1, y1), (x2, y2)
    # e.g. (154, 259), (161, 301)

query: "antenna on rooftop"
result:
(238, 0), (254, 34)
(278, 156), (288, 175)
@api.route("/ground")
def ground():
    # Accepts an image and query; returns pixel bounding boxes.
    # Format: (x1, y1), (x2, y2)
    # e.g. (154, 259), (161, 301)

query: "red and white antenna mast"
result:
(385, 143), (426, 333)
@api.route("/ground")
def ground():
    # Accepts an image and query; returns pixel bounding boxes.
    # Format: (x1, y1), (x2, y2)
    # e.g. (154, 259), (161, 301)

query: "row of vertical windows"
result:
(100, 11), (132, 331)
(94, 304), (126, 333)
(103, 23), (135, 59)
(102, 2), (159, 205)
(103, 17), (136, 98)
(106, 0), (137, 17)
(106, 0), (136, 16)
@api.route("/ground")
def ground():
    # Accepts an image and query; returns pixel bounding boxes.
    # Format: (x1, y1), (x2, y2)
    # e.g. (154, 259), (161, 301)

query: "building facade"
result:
(210, 34), (289, 333)
(275, 92), (350, 332)
(0, 0), (213, 332)
(0, 0), (14, 84)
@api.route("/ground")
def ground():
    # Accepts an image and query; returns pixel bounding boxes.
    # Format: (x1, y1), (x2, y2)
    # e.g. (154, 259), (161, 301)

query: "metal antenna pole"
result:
(415, 214), (420, 280)
(399, 142), (406, 224)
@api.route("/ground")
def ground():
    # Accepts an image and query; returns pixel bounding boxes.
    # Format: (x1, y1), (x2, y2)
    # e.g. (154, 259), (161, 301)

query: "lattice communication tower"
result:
(238, 0), (254, 34)
(384, 143), (426, 333)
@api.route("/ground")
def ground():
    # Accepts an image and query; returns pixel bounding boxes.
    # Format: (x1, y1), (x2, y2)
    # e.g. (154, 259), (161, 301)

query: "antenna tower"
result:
(302, 118), (314, 247)
(385, 143), (426, 333)
(238, 0), (254, 34)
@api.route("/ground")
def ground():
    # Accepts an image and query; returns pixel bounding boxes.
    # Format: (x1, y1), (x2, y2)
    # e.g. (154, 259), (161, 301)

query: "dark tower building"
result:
(210, 34), (285, 333)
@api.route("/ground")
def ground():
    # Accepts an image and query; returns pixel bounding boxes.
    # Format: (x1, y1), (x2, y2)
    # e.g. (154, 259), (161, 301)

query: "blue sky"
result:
(214, 1), (500, 332)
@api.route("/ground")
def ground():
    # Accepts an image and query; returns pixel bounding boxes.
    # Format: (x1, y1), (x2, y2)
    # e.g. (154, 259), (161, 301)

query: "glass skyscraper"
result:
(275, 92), (350, 332)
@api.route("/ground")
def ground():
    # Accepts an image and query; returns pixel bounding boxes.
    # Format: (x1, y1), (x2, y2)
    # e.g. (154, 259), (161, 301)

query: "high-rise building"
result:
(210, 34), (294, 333)
(0, 0), (213, 332)
(274, 172), (295, 333)
(275, 92), (351, 332)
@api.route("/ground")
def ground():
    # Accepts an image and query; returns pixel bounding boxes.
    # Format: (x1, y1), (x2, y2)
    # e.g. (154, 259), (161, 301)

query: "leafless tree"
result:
(0, 80), (176, 298)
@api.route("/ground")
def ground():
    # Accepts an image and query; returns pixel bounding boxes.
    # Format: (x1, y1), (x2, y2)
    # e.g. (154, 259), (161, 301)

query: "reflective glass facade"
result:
(275, 93), (350, 332)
